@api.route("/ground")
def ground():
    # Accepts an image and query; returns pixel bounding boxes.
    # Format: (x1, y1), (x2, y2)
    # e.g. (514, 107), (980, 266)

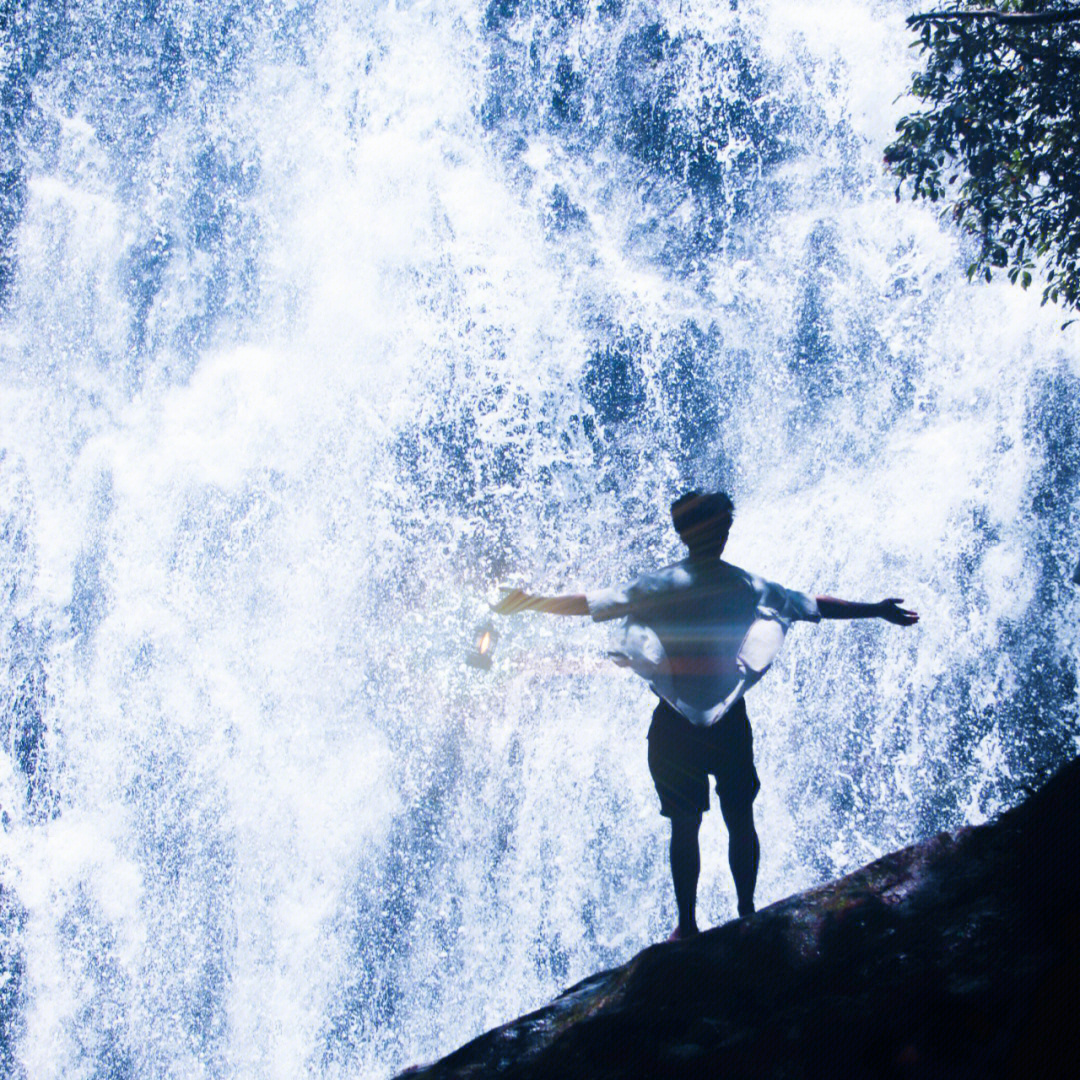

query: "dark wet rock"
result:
(399, 757), (1080, 1079)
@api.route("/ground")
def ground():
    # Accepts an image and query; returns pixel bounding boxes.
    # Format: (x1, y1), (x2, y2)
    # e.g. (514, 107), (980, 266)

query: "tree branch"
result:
(909, 7), (1080, 26)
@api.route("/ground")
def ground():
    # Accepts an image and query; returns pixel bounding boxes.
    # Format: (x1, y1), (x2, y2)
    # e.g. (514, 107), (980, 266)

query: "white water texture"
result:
(1, 1), (1078, 1076)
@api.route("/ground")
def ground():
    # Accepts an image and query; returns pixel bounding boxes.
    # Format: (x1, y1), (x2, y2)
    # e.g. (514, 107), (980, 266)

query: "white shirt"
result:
(586, 557), (820, 727)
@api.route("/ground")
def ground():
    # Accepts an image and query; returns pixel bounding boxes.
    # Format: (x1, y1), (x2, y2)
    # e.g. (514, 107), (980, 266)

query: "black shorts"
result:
(647, 697), (760, 822)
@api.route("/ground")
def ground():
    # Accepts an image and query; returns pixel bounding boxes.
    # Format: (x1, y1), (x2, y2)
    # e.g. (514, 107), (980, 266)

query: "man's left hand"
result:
(490, 587), (535, 615)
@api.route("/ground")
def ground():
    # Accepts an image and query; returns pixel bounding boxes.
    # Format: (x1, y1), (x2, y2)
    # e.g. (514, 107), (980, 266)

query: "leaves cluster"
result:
(885, 3), (1080, 312)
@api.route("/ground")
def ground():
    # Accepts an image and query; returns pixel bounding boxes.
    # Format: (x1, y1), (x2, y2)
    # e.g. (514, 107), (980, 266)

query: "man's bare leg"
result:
(724, 805), (759, 917)
(670, 814), (702, 937)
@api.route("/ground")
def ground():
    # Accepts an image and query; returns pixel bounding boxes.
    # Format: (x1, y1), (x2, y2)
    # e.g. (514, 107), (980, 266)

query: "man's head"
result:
(671, 490), (734, 557)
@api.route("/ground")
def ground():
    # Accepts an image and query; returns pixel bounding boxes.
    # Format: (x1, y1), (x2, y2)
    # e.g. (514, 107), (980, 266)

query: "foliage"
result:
(885, 4), (1080, 314)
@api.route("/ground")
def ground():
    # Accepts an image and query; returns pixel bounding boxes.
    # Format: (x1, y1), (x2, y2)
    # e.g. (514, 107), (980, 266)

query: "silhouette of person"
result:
(492, 491), (918, 939)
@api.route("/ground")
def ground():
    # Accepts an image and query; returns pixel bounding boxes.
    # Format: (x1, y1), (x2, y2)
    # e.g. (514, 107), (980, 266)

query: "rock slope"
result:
(399, 758), (1080, 1079)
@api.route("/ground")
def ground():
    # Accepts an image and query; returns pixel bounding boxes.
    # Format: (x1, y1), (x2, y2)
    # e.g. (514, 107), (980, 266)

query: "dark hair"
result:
(671, 490), (734, 550)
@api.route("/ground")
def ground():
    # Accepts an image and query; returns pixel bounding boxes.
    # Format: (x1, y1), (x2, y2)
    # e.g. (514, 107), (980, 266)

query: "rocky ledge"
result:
(399, 758), (1080, 1079)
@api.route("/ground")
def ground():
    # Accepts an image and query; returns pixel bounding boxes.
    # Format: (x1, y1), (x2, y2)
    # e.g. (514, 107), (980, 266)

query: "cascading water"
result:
(1, 0), (1077, 1076)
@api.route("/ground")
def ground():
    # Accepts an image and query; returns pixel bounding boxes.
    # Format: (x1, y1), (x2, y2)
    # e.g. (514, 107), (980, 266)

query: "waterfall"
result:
(1, 1), (1077, 1076)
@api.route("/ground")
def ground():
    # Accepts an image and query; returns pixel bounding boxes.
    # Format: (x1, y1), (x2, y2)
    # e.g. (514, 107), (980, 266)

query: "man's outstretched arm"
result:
(490, 588), (590, 616)
(816, 596), (918, 626)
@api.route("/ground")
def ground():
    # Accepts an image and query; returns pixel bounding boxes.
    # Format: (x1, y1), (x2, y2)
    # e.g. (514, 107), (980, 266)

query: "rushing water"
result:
(1, 0), (1078, 1076)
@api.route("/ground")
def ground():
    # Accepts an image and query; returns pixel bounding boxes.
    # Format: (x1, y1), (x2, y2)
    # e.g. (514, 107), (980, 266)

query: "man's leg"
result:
(721, 804), (759, 917)
(714, 699), (761, 918)
(670, 813), (702, 937)
(648, 700), (710, 939)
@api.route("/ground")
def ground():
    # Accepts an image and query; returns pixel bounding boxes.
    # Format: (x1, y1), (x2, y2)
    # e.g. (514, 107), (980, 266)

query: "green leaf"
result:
(885, 12), (1080, 321)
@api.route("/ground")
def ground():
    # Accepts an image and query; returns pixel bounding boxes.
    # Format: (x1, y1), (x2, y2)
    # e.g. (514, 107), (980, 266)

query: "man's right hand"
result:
(877, 598), (919, 626)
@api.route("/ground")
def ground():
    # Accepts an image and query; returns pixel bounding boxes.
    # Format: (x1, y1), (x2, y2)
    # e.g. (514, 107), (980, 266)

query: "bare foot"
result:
(666, 925), (699, 942)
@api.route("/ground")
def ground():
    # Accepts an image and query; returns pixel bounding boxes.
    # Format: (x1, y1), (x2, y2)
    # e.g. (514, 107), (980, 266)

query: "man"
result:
(492, 491), (918, 940)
